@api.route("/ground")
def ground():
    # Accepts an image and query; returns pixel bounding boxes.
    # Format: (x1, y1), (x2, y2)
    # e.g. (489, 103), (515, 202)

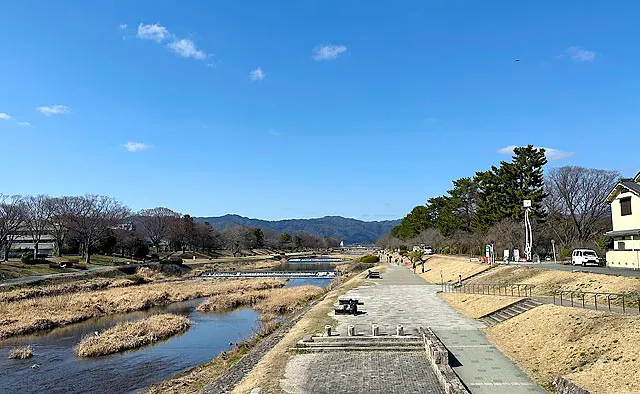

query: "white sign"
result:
(523, 200), (532, 208)
(513, 249), (520, 261)
(503, 249), (510, 259)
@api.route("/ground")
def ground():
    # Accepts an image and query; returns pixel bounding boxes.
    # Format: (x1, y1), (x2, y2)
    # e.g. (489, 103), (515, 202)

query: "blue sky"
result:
(1, 1), (639, 221)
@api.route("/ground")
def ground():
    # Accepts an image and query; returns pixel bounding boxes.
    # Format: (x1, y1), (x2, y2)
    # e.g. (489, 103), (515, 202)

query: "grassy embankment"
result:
(419, 254), (492, 284)
(146, 259), (377, 394)
(0, 278), (284, 340)
(434, 257), (640, 393)
(74, 314), (191, 357)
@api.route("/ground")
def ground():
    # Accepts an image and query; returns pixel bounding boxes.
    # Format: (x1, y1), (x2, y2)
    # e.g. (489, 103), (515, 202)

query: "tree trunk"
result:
(34, 242), (39, 258)
(85, 236), (91, 264)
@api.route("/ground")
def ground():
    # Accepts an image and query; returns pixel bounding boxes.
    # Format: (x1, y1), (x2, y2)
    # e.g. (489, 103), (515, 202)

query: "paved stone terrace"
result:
(281, 265), (545, 394)
(281, 351), (445, 394)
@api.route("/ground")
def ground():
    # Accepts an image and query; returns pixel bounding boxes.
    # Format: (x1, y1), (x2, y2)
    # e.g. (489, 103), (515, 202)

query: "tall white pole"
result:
(524, 207), (532, 261)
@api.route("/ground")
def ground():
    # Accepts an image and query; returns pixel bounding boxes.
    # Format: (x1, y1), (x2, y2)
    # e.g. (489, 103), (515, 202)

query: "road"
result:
(515, 262), (640, 278)
(0, 262), (150, 287)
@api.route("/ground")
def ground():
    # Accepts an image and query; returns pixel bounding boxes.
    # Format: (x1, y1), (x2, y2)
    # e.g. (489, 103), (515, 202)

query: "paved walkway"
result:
(330, 265), (545, 394)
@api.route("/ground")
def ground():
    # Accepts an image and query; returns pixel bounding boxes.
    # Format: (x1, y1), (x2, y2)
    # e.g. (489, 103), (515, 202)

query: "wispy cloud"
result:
(119, 24), (128, 31)
(564, 46), (596, 62)
(17, 121), (31, 127)
(168, 39), (207, 59)
(133, 22), (209, 61)
(123, 142), (150, 152)
(37, 105), (69, 116)
(498, 145), (574, 161)
(0, 112), (11, 120)
(137, 23), (170, 42)
(249, 67), (265, 81)
(313, 44), (347, 61)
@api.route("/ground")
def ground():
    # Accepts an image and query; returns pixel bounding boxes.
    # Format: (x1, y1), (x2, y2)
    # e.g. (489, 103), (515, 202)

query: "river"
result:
(0, 278), (330, 394)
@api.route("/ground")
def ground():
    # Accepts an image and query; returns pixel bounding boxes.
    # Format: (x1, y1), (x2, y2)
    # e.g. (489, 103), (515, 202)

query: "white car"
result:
(571, 249), (600, 266)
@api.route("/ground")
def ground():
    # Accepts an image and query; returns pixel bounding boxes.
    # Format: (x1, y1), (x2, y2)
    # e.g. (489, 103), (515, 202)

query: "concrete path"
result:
(331, 265), (545, 394)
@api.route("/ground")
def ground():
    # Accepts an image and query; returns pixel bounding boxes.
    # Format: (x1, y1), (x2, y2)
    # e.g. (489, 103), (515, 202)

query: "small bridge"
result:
(199, 270), (339, 279)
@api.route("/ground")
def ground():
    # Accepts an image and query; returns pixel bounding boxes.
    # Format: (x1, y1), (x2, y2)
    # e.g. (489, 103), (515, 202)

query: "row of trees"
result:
(380, 145), (619, 258)
(0, 195), (341, 263)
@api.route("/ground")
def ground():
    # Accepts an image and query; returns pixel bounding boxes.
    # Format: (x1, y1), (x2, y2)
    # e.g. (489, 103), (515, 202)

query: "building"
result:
(5, 228), (56, 258)
(604, 171), (640, 269)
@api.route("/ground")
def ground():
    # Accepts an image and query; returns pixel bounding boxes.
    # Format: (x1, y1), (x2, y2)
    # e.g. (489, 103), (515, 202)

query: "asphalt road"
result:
(515, 262), (640, 278)
(0, 263), (149, 287)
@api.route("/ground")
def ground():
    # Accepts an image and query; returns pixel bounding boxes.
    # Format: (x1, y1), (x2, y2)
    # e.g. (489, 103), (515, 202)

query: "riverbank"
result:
(0, 278), (284, 340)
(75, 314), (191, 357)
(146, 260), (377, 393)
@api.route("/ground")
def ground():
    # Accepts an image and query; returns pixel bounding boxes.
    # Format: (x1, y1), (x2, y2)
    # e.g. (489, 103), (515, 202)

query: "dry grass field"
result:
(0, 278), (284, 340)
(74, 314), (191, 357)
(486, 305), (640, 394)
(419, 255), (491, 284)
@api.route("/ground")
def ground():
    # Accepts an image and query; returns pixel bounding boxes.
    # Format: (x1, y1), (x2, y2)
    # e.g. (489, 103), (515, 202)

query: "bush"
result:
(165, 256), (184, 265)
(21, 252), (34, 264)
(150, 253), (160, 262)
(359, 255), (380, 264)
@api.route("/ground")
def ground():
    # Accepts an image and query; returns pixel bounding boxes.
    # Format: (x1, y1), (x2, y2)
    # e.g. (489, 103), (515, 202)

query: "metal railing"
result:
(442, 283), (535, 297)
(553, 289), (640, 314)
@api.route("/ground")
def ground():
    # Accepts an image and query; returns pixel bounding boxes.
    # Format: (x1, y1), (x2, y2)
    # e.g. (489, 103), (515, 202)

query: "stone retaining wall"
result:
(420, 327), (470, 394)
(553, 376), (590, 394)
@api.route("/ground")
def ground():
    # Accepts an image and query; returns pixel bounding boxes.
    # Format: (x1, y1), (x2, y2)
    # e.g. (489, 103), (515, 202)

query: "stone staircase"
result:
(479, 298), (542, 326)
(292, 335), (425, 353)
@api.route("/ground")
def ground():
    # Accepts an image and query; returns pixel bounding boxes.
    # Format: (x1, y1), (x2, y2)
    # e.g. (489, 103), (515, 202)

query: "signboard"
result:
(523, 200), (532, 208)
(503, 249), (510, 259)
(485, 245), (490, 258)
(513, 249), (520, 262)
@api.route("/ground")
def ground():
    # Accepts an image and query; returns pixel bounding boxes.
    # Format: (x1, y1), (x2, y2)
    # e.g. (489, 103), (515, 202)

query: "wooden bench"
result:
(335, 298), (364, 315)
(366, 270), (382, 279)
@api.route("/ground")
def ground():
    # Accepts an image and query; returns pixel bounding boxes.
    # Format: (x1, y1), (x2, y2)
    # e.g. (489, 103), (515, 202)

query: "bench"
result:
(335, 298), (364, 315)
(366, 270), (382, 279)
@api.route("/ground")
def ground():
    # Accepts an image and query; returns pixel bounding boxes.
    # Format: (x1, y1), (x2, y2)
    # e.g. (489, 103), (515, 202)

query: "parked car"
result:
(571, 249), (601, 266)
(424, 246), (434, 255)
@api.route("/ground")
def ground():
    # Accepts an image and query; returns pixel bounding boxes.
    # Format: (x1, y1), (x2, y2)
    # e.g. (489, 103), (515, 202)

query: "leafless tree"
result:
(221, 226), (247, 256)
(24, 195), (52, 257)
(0, 195), (26, 261)
(56, 195), (130, 263)
(136, 207), (181, 251)
(45, 197), (71, 257)
(544, 166), (619, 248)
(486, 218), (524, 255)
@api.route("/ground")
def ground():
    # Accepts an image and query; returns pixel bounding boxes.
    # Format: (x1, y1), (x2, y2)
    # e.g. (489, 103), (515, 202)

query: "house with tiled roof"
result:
(604, 171), (640, 268)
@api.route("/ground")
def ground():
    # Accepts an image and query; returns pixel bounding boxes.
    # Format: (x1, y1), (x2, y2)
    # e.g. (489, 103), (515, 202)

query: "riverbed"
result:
(0, 278), (330, 394)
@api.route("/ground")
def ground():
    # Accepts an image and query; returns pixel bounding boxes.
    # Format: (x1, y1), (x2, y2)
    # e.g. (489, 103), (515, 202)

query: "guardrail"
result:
(442, 283), (535, 297)
(553, 289), (640, 314)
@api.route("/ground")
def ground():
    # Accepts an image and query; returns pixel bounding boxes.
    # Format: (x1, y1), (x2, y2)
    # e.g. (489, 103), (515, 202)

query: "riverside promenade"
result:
(282, 265), (545, 394)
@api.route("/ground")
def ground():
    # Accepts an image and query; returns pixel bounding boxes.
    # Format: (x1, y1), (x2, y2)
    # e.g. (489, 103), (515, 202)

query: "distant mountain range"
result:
(194, 214), (400, 244)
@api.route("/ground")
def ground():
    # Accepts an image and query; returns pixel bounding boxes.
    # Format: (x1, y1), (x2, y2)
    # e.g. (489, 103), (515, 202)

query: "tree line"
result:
(0, 195), (341, 263)
(378, 145), (619, 259)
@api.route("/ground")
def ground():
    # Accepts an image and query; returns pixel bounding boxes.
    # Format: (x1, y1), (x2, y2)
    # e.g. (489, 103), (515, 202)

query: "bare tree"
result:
(0, 195), (26, 261)
(545, 166), (619, 247)
(56, 195), (130, 263)
(136, 207), (181, 251)
(24, 195), (52, 257)
(45, 197), (71, 257)
(486, 218), (524, 255)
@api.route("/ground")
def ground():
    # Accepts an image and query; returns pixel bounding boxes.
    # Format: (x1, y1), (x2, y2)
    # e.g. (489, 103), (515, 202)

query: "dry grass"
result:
(8, 345), (33, 360)
(439, 293), (523, 319)
(471, 265), (640, 296)
(0, 277), (141, 303)
(74, 314), (191, 357)
(486, 305), (640, 393)
(0, 278), (285, 340)
(419, 255), (491, 284)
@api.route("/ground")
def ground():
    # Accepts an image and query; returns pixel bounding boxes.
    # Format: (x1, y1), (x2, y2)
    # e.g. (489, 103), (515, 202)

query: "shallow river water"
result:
(0, 278), (330, 394)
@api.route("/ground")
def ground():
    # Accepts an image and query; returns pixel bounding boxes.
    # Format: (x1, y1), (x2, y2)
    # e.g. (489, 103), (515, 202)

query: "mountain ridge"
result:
(194, 214), (400, 244)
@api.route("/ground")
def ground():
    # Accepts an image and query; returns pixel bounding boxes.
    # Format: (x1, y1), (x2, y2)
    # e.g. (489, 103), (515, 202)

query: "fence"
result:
(442, 283), (535, 297)
(553, 289), (640, 314)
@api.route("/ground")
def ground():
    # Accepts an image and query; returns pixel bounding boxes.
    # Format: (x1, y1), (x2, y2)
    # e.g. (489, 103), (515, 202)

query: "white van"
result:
(571, 249), (600, 266)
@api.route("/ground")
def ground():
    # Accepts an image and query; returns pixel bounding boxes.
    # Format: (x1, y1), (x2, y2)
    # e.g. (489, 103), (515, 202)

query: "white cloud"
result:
(564, 46), (596, 62)
(17, 121), (31, 127)
(0, 112), (11, 120)
(137, 23), (170, 42)
(123, 142), (149, 152)
(37, 105), (69, 116)
(167, 39), (207, 60)
(119, 24), (128, 31)
(498, 145), (574, 161)
(313, 44), (347, 61)
(250, 67), (265, 81)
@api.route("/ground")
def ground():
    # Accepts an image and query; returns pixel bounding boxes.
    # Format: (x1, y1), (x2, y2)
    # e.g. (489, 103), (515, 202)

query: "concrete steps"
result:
(292, 335), (425, 353)
(479, 298), (542, 326)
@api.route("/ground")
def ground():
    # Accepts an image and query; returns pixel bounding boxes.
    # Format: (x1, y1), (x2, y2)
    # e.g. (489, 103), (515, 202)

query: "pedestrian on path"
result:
(458, 274), (462, 286)
(412, 262), (416, 273)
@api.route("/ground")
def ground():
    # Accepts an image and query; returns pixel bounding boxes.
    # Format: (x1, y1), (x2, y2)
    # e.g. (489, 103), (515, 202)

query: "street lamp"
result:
(551, 239), (557, 264)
